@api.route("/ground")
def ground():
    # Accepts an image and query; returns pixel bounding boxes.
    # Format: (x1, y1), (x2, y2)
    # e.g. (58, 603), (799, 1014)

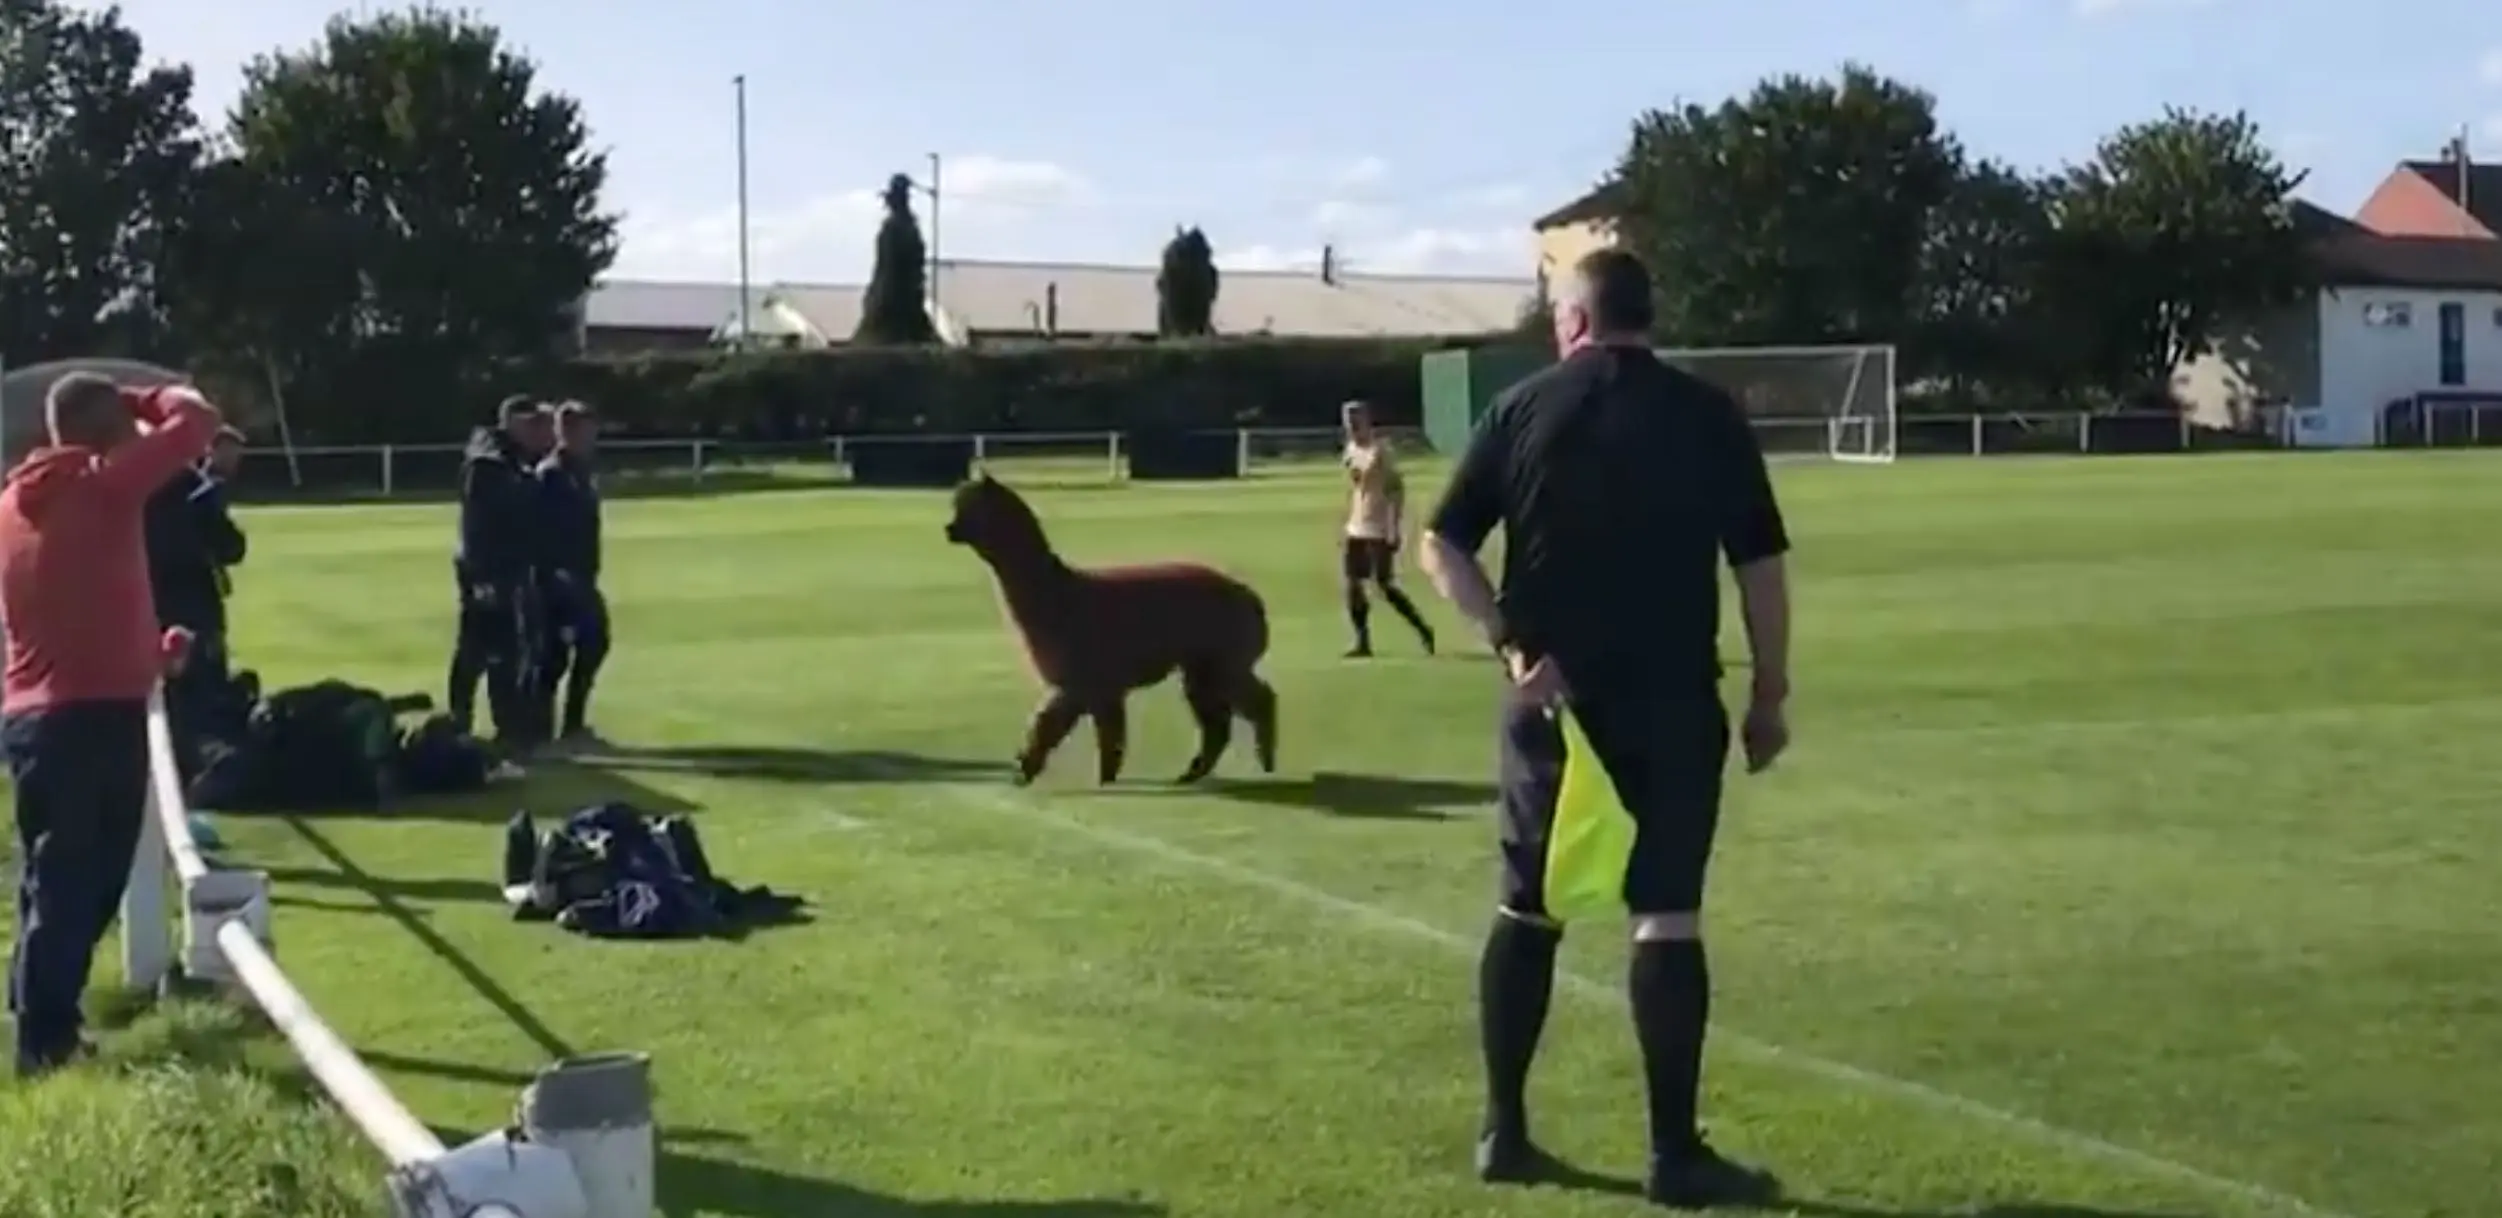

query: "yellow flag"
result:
(1540, 709), (1637, 922)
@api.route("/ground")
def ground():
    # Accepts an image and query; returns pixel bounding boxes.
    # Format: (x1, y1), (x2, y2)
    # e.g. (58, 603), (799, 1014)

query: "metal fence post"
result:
(1969, 414), (1982, 456)
(1106, 432), (1122, 481)
(121, 779), (173, 993)
(380, 445), (396, 498)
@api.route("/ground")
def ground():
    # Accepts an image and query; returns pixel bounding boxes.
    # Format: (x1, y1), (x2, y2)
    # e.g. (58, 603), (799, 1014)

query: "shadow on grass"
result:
(283, 818), (578, 1061)
(656, 1151), (1165, 1218)
(582, 743), (1008, 785)
(1789, 1206), (2204, 1218)
(211, 754), (704, 825)
(1488, 1162), (2205, 1218)
(265, 867), (503, 905)
(417, 1117), (1165, 1217)
(1106, 770), (1489, 821)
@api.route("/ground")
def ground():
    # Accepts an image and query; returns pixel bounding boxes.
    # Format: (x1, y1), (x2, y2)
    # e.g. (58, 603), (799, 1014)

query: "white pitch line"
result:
(924, 776), (2361, 1218)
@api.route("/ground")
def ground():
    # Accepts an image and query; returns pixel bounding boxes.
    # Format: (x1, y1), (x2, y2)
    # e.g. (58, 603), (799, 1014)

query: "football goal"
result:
(1656, 344), (1897, 464)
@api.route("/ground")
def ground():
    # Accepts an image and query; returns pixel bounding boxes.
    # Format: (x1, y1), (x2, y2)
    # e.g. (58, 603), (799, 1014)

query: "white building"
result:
(2178, 195), (2502, 448)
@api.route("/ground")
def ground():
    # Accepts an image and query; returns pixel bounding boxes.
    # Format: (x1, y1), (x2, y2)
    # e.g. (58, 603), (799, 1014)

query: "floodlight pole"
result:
(915, 152), (943, 313)
(734, 74), (752, 348)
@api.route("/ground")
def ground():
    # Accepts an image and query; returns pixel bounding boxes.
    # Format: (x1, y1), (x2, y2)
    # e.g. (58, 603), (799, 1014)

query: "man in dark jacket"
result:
(448, 397), (552, 750)
(146, 427), (248, 777)
(535, 402), (609, 744)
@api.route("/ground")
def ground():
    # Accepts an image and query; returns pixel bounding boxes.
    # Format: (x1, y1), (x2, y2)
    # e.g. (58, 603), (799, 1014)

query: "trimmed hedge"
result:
(518, 337), (1447, 440)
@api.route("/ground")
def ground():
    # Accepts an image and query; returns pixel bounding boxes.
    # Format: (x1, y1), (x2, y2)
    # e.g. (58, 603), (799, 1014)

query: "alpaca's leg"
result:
(1176, 664), (1235, 784)
(1232, 673), (1280, 774)
(1016, 689), (1084, 785)
(1088, 696), (1129, 785)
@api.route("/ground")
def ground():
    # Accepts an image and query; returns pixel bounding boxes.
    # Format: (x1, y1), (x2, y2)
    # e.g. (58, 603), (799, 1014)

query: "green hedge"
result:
(518, 337), (1449, 438)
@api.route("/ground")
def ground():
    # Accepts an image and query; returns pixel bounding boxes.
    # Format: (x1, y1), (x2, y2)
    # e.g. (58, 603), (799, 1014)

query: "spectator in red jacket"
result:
(1, 372), (217, 1078)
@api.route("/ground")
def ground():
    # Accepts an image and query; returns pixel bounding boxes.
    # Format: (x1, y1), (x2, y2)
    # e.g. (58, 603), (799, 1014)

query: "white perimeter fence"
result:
(227, 412), (2345, 500)
(120, 689), (651, 1217)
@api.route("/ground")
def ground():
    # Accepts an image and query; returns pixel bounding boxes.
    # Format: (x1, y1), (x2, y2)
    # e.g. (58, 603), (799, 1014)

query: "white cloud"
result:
(1309, 199), (1394, 230)
(2481, 113), (2502, 143)
(937, 155), (1097, 209)
(613, 154), (1094, 283)
(1452, 183), (1533, 210)
(2479, 47), (2502, 87)
(1329, 156), (1391, 191)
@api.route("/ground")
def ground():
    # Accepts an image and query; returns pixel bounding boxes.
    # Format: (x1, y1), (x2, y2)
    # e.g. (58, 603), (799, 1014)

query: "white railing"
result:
(235, 425), (1412, 496)
(229, 413), (2378, 496)
(121, 689), (641, 1218)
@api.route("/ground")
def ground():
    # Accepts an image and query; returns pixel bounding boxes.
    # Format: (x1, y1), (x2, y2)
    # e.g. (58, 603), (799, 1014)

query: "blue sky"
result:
(118, 0), (2502, 285)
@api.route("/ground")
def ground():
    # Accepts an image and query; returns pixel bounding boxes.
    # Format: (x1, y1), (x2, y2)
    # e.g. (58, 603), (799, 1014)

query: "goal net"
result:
(1656, 345), (1897, 463)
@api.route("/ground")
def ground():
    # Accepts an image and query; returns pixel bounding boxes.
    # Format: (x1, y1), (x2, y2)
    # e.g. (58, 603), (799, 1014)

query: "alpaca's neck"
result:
(978, 537), (1075, 618)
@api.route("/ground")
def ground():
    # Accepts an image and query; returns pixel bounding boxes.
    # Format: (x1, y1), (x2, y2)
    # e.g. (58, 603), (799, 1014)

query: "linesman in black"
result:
(449, 396), (553, 750)
(1418, 248), (1794, 1209)
(145, 426), (248, 777)
(534, 401), (610, 744)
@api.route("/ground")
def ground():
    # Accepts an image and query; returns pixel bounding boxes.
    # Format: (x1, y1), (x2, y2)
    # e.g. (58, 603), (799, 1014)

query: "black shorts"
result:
(1341, 536), (1396, 582)
(1495, 684), (1728, 919)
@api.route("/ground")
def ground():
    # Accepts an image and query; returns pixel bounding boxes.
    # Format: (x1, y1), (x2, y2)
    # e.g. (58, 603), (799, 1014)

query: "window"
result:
(2438, 302), (2466, 387)
(2363, 301), (2412, 328)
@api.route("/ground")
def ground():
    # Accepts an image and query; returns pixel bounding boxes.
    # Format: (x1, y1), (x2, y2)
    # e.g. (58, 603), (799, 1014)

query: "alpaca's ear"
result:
(978, 471), (997, 486)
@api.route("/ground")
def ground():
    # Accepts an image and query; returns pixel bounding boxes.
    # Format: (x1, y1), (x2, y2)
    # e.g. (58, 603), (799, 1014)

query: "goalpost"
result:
(1655, 344), (1897, 464)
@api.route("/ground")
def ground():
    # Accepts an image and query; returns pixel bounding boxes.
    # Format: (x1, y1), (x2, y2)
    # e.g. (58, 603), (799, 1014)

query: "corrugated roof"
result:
(765, 282), (867, 342)
(581, 279), (771, 331)
(929, 259), (1530, 339)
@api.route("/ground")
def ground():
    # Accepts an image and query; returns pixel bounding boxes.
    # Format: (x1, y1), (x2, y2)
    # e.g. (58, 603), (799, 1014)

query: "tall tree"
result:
(1612, 63), (1960, 347)
(2044, 108), (2314, 397)
(213, 7), (616, 436)
(856, 173), (936, 344)
(0, 0), (203, 364)
(1155, 226), (1219, 337)
(1911, 156), (2059, 401)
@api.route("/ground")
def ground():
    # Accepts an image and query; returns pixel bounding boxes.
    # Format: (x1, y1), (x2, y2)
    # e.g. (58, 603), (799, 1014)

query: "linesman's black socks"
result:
(1378, 584), (1435, 652)
(1344, 585), (1372, 654)
(1477, 913), (1563, 1149)
(1629, 937), (1710, 1158)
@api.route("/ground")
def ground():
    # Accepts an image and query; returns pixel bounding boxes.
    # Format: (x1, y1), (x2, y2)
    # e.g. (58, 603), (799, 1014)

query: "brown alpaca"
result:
(944, 474), (1279, 785)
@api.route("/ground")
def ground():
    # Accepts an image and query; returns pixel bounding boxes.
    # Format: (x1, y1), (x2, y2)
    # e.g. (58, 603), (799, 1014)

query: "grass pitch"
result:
(6, 452), (2502, 1217)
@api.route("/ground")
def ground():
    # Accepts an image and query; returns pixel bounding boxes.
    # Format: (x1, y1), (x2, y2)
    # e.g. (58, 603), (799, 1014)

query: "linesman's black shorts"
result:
(1496, 684), (1729, 919)
(1340, 536), (1397, 582)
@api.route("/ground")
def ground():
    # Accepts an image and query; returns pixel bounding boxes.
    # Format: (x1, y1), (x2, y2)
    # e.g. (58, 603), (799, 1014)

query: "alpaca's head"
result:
(945, 472), (1046, 557)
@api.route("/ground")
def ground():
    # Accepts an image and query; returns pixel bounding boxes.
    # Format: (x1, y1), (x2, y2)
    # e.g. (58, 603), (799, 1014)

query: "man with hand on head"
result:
(1419, 248), (1793, 1208)
(1, 373), (218, 1078)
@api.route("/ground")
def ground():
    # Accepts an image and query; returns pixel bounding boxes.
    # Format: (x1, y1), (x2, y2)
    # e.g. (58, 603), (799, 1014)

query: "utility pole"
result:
(734, 75), (752, 347)
(922, 152), (943, 313)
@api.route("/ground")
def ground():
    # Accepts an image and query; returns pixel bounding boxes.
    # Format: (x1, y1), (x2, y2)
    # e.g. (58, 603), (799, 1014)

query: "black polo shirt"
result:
(1426, 344), (1789, 692)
